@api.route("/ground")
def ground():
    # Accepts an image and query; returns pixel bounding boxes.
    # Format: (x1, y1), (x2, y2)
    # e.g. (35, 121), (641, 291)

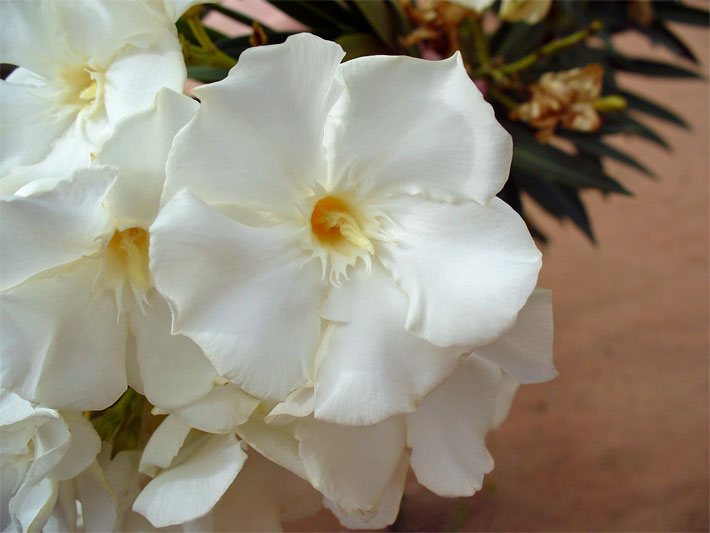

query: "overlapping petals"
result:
(0, 0), (187, 193)
(152, 33), (542, 427)
(0, 17), (557, 532)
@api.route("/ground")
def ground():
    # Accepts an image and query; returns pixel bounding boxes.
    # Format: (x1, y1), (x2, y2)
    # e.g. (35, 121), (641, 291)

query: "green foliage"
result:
(90, 388), (146, 458)
(184, 0), (708, 243)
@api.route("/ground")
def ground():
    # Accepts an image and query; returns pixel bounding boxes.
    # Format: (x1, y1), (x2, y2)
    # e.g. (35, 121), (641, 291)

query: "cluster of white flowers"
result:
(0, 1), (556, 530)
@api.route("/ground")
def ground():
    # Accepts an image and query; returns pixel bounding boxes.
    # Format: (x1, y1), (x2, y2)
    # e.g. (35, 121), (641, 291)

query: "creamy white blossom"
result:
(131, 411), (321, 529)
(0, 0), (189, 195)
(232, 289), (554, 528)
(452, 0), (552, 23)
(0, 89), (212, 411)
(150, 33), (542, 426)
(0, 390), (101, 532)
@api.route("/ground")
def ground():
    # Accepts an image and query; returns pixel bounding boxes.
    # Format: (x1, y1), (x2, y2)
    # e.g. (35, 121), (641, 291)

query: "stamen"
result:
(321, 211), (374, 253)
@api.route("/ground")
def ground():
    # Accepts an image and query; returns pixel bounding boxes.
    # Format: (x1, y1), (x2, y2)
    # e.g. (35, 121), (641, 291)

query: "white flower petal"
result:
(174, 384), (259, 434)
(0, 78), (74, 177)
(125, 331), (144, 396)
(212, 452), (321, 532)
(0, 261), (128, 410)
(0, 393), (57, 475)
(0, 390), (57, 437)
(9, 477), (58, 533)
(130, 292), (218, 410)
(23, 417), (71, 486)
(75, 461), (120, 532)
(139, 414), (191, 477)
(164, 33), (344, 215)
(266, 388), (314, 425)
(475, 288), (557, 383)
(159, 0), (210, 22)
(328, 53), (511, 204)
(379, 195), (541, 348)
(452, 0), (496, 11)
(325, 453), (408, 530)
(492, 372), (519, 429)
(406, 356), (502, 497)
(103, 39), (186, 127)
(47, 412), (101, 481)
(150, 191), (323, 400)
(0, 168), (114, 291)
(237, 418), (306, 480)
(99, 88), (198, 228)
(315, 267), (461, 426)
(0, 119), (99, 196)
(295, 416), (406, 515)
(133, 433), (247, 528)
(50, 0), (178, 67)
(0, 2), (59, 79)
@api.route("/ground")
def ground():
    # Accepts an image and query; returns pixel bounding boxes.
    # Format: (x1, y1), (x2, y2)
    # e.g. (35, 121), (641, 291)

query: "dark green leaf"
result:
(217, 31), (293, 58)
(609, 54), (703, 79)
(508, 124), (631, 194)
(619, 90), (688, 128)
(187, 65), (230, 83)
(654, 1), (710, 27)
(205, 3), (272, 29)
(267, 1), (354, 33)
(515, 172), (596, 241)
(558, 131), (656, 177)
(352, 0), (403, 52)
(492, 22), (548, 61)
(0, 63), (17, 80)
(599, 114), (671, 150)
(337, 33), (389, 61)
(638, 22), (698, 63)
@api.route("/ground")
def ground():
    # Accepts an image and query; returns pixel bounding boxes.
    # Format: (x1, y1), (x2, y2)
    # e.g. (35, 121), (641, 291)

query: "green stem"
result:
(489, 85), (518, 111)
(496, 20), (603, 76)
(470, 14), (490, 71)
(184, 15), (237, 70)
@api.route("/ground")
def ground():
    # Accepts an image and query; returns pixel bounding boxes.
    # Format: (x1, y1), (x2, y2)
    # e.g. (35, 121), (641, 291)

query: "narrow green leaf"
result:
(507, 124), (631, 194)
(600, 114), (671, 150)
(515, 172), (596, 241)
(638, 22), (698, 63)
(654, 1), (710, 27)
(492, 22), (547, 61)
(217, 31), (293, 59)
(512, 146), (628, 194)
(351, 1), (403, 52)
(619, 90), (688, 128)
(337, 33), (389, 61)
(558, 131), (656, 177)
(267, 0), (354, 33)
(610, 54), (702, 79)
(205, 3), (273, 30)
(186, 65), (230, 82)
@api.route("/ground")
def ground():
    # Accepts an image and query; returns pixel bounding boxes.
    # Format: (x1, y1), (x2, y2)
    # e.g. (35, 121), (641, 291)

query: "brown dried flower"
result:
(511, 64), (605, 142)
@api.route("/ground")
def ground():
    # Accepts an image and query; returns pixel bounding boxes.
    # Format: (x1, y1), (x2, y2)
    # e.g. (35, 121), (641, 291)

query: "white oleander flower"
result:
(498, 0), (552, 24)
(150, 33), (542, 426)
(132, 412), (321, 529)
(0, 89), (219, 412)
(0, 0), (189, 195)
(0, 390), (101, 532)
(452, 0), (552, 24)
(234, 289), (554, 529)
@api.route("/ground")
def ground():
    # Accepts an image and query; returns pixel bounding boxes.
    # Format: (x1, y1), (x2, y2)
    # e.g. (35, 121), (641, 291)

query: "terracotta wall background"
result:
(208, 4), (709, 530)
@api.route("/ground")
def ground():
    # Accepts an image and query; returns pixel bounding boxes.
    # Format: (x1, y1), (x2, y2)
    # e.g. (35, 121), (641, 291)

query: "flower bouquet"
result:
(0, 0), (705, 531)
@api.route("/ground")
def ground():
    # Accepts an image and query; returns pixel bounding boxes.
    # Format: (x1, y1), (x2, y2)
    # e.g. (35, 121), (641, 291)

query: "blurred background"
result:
(201, 2), (709, 530)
